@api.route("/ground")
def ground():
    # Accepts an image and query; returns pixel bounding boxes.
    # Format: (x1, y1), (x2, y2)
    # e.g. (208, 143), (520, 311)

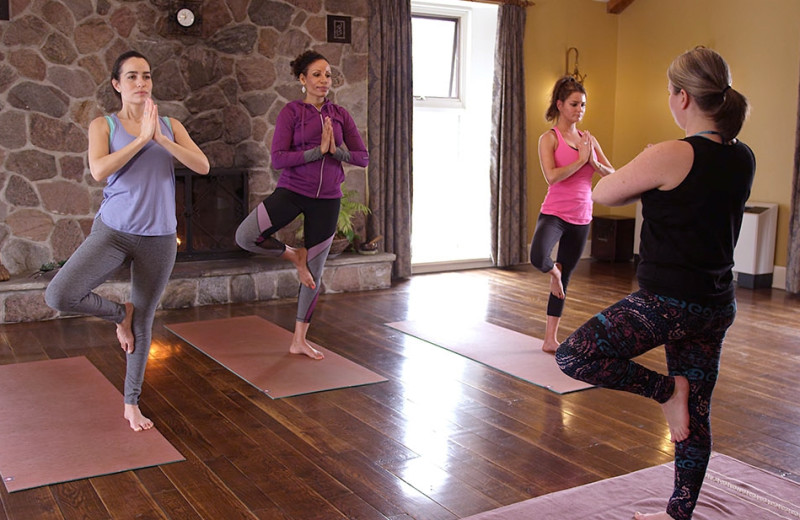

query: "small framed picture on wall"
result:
(327, 15), (352, 44)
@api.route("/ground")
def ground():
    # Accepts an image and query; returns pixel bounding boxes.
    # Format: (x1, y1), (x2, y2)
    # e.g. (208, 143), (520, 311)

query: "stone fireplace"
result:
(0, 0), (370, 277)
(176, 167), (249, 261)
(0, 0), (395, 325)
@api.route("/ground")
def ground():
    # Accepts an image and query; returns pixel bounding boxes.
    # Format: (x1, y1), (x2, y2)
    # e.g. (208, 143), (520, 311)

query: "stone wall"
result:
(0, 0), (369, 276)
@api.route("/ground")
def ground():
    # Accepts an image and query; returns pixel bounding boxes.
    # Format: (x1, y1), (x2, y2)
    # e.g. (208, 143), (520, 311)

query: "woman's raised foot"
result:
(662, 375), (690, 443)
(116, 302), (135, 354)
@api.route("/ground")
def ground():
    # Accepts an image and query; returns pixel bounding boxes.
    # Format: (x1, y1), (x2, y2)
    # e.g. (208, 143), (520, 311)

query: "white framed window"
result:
(410, 0), (498, 270)
(412, 3), (469, 109)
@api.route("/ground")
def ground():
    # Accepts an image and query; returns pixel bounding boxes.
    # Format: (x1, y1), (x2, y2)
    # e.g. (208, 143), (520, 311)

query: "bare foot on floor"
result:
(549, 263), (565, 299)
(633, 512), (672, 519)
(285, 246), (316, 289)
(541, 340), (559, 354)
(116, 302), (135, 354)
(289, 340), (324, 360)
(124, 404), (153, 432)
(662, 375), (690, 443)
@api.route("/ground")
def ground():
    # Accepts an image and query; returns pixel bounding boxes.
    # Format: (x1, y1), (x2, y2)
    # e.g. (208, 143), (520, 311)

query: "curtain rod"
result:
(460, 0), (534, 7)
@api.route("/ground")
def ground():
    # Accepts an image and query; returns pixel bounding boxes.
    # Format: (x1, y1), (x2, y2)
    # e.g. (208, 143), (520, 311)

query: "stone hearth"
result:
(0, 252), (394, 324)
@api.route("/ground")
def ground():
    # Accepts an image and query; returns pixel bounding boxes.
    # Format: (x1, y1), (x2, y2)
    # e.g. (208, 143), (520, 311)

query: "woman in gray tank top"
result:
(45, 51), (209, 432)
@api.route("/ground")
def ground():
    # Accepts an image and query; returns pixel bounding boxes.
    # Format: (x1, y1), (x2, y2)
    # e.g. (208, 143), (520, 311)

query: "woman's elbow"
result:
(592, 188), (615, 206)
(351, 151), (369, 167)
(270, 153), (289, 170)
(196, 158), (210, 175)
(88, 165), (106, 182)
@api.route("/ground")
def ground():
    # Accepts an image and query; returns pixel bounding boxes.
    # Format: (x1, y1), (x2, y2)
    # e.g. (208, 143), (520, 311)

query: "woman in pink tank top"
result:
(530, 76), (614, 353)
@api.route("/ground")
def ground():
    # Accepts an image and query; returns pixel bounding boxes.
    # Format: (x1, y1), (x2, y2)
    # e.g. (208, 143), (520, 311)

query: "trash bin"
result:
(733, 202), (778, 289)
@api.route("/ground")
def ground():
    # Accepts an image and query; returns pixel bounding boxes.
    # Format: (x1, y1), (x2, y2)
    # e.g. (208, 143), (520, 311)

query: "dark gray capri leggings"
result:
(529, 213), (591, 317)
(45, 216), (176, 405)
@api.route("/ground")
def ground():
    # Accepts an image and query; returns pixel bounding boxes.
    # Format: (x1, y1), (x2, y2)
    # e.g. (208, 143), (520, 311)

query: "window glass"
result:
(412, 16), (459, 99)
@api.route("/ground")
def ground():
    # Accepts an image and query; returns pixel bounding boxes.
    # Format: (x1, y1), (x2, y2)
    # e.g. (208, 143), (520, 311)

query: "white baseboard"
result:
(732, 265), (787, 291)
(412, 258), (494, 274)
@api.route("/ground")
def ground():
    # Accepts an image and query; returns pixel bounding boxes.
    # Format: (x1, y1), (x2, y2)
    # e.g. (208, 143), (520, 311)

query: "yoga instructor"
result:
(556, 46), (754, 520)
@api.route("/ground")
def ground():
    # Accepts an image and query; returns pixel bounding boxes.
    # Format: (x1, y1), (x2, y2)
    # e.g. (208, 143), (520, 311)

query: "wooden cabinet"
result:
(591, 215), (635, 262)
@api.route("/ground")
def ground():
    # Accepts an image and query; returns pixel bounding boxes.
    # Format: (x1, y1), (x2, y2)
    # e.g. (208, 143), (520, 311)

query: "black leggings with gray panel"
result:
(235, 188), (339, 323)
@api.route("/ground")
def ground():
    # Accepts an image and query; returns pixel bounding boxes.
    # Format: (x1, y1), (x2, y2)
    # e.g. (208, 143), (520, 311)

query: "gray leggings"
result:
(45, 217), (176, 405)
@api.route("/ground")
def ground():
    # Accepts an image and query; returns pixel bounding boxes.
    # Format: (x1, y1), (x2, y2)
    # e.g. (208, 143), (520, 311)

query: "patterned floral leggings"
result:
(556, 290), (736, 519)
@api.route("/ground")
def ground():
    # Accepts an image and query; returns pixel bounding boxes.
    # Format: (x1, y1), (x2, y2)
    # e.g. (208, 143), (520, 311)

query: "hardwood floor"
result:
(1, 260), (799, 519)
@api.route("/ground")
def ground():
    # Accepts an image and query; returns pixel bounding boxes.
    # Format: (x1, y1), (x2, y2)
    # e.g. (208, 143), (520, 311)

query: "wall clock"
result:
(167, 1), (202, 35)
(176, 7), (195, 27)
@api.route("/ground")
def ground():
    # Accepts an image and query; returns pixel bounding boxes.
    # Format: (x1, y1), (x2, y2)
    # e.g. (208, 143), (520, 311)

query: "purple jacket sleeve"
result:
(339, 108), (369, 167)
(271, 104), (318, 170)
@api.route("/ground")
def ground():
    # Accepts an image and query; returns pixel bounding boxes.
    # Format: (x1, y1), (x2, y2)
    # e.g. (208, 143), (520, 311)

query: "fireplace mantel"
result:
(0, 252), (395, 323)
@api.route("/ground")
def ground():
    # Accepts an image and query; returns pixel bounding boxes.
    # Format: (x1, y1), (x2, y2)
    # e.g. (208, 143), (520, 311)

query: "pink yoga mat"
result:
(462, 452), (800, 519)
(386, 320), (593, 394)
(166, 315), (387, 398)
(0, 357), (184, 493)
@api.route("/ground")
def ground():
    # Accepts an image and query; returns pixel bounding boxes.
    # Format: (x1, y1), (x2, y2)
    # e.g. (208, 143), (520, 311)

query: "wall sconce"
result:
(565, 47), (586, 83)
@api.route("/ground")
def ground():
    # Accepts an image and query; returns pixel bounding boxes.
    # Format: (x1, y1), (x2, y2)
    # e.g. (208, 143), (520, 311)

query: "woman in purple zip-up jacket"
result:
(236, 50), (368, 360)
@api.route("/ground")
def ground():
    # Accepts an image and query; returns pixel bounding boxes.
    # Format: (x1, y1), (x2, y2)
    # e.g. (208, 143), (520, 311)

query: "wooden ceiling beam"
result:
(607, 0), (635, 14)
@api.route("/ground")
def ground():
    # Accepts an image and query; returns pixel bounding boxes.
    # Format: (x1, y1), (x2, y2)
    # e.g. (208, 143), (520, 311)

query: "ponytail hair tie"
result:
(721, 85), (731, 95)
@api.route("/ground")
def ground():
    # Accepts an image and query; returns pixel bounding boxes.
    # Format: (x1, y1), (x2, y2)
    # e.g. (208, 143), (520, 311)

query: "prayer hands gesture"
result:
(320, 116), (336, 155)
(577, 130), (594, 165)
(139, 97), (158, 142)
(141, 97), (169, 147)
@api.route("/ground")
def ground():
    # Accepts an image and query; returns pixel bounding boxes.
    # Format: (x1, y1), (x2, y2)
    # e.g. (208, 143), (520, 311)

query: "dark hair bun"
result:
(290, 50), (328, 78)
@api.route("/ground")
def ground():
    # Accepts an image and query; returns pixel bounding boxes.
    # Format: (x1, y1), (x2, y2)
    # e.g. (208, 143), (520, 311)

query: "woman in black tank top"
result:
(555, 47), (754, 520)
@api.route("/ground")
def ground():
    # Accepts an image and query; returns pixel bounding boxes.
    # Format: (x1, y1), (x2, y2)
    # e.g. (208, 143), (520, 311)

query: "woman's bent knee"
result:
(530, 252), (551, 272)
(44, 282), (73, 311)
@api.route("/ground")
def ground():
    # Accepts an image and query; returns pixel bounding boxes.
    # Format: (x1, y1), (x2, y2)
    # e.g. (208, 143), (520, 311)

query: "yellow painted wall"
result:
(613, 0), (799, 267)
(524, 0), (800, 268)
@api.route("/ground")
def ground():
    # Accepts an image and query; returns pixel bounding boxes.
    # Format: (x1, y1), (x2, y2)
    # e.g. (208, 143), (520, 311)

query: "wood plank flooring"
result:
(1, 259), (799, 519)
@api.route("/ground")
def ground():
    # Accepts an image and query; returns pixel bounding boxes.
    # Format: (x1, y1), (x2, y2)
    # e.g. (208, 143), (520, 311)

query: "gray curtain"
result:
(368, 0), (413, 280)
(787, 68), (800, 294)
(489, 4), (528, 267)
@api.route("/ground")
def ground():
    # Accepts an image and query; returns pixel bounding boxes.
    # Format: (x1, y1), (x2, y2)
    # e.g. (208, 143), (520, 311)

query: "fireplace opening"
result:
(175, 167), (250, 261)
